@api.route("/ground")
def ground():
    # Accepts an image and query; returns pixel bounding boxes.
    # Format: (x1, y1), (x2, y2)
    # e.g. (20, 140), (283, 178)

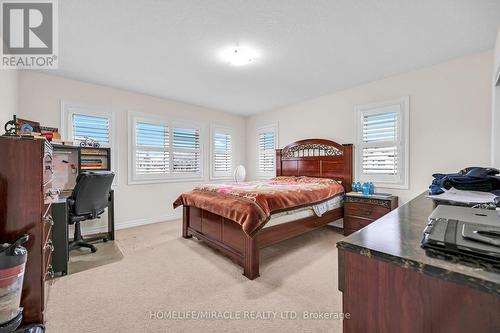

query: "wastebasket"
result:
(0, 235), (28, 327)
(0, 235), (44, 333)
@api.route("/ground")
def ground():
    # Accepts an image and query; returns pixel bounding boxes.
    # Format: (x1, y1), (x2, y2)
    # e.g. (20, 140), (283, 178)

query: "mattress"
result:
(264, 195), (344, 228)
(175, 176), (345, 236)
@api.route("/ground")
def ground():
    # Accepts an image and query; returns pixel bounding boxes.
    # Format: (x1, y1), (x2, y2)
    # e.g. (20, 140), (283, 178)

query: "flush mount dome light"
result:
(220, 46), (258, 67)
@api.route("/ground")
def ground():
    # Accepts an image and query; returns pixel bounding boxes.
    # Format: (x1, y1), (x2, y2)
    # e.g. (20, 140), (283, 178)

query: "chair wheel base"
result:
(69, 239), (97, 253)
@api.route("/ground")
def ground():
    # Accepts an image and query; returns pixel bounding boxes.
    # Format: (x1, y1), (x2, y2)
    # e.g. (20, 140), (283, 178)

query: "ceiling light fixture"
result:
(220, 46), (259, 67)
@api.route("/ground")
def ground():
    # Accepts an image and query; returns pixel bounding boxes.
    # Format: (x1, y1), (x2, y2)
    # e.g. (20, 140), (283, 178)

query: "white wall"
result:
(0, 70), (18, 126)
(492, 27), (500, 167)
(17, 72), (246, 230)
(247, 51), (493, 204)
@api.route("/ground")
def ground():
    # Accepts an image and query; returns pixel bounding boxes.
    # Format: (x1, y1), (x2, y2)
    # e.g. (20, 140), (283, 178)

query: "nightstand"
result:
(343, 192), (398, 235)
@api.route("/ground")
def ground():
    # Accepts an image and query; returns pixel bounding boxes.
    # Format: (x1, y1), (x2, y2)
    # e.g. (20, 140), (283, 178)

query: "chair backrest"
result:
(70, 171), (114, 217)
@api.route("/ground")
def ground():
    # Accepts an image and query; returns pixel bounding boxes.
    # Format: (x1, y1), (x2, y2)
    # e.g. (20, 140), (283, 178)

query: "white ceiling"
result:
(51, 0), (500, 115)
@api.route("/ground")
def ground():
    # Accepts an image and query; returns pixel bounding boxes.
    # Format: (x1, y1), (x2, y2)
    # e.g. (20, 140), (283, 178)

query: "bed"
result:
(174, 139), (353, 279)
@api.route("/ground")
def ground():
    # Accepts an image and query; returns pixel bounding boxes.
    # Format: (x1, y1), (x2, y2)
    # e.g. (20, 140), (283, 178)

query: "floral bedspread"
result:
(173, 176), (344, 236)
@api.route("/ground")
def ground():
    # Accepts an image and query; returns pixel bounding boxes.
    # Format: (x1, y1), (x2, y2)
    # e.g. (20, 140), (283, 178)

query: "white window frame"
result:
(60, 100), (118, 185)
(128, 111), (204, 184)
(355, 97), (409, 189)
(256, 123), (279, 179)
(210, 125), (234, 180)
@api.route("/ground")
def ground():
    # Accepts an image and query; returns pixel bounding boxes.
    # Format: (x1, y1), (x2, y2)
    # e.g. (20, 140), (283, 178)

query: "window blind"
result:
(258, 131), (275, 173)
(172, 127), (201, 174)
(361, 111), (398, 175)
(72, 113), (110, 144)
(135, 122), (170, 175)
(213, 131), (232, 175)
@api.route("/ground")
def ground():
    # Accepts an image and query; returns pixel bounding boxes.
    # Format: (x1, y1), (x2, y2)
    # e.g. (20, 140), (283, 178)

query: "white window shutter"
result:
(258, 130), (276, 175)
(213, 130), (232, 177)
(356, 97), (409, 189)
(135, 122), (170, 175)
(172, 127), (201, 174)
(72, 113), (110, 144)
(361, 112), (398, 176)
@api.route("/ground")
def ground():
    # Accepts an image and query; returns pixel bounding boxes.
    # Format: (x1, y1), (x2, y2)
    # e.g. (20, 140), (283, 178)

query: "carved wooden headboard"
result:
(276, 139), (353, 192)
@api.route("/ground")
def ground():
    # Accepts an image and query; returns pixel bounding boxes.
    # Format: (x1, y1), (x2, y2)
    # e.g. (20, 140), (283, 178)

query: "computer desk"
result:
(51, 190), (115, 275)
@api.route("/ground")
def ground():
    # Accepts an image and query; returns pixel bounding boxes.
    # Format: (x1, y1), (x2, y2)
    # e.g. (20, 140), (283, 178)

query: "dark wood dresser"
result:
(343, 192), (398, 235)
(337, 193), (500, 333)
(0, 137), (55, 324)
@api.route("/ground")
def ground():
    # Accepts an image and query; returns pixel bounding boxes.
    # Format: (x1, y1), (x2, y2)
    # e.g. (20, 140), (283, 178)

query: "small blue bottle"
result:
(362, 182), (371, 195)
(351, 182), (357, 193)
(369, 182), (375, 195)
(356, 182), (362, 193)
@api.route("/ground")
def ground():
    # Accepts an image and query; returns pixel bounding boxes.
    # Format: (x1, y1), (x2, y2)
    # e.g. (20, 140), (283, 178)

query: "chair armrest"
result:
(67, 198), (75, 207)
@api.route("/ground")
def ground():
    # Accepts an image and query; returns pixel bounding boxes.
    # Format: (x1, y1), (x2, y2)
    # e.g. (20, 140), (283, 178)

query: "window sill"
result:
(209, 176), (233, 182)
(128, 176), (204, 185)
(369, 182), (409, 190)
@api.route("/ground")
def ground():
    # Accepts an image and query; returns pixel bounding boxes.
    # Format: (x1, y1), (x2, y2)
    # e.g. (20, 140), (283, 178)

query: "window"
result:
(211, 126), (233, 179)
(135, 122), (170, 175)
(72, 113), (110, 145)
(129, 112), (203, 183)
(61, 101), (118, 184)
(257, 124), (278, 178)
(355, 97), (409, 189)
(172, 126), (201, 174)
(61, 102), (113, 147)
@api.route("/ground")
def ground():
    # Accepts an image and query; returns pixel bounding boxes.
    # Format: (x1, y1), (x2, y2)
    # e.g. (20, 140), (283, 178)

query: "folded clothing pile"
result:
(429, 167), (500, 195)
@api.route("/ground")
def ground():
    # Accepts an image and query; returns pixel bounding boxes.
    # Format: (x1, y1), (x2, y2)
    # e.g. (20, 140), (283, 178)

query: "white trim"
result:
(60, 100), (119, 185)
(355, 97), (410, 189)
(210, 124), (234, 180)
(127, 110), (204, 185)
(256, 122), (279, 179)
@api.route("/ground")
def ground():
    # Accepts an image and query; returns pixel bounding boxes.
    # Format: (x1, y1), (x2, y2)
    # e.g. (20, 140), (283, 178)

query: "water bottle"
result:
(362, 182), (371, 195)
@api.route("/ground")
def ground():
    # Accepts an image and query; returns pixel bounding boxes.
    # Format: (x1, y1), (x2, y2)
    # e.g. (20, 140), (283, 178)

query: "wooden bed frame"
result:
(182, 139), (353, 279)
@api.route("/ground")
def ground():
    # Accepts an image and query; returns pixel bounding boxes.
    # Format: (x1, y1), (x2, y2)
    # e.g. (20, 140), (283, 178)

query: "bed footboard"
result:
(182, 206), (259, 279)
(181, 205), (343, 280)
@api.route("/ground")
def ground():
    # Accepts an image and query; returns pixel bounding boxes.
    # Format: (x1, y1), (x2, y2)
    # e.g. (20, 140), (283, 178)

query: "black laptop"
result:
(421, 205), (500, 264)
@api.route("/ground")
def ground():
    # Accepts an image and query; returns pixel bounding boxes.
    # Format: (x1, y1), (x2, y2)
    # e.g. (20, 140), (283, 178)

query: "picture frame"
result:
(16, 118), (41, 135)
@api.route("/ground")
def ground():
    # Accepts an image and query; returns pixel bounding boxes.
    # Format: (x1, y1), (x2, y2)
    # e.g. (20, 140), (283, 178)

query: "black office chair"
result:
(67, 171), (115, 253)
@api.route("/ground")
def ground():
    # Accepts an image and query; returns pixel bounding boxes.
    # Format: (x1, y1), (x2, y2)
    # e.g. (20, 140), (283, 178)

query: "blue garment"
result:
(429, 167), (500, 195)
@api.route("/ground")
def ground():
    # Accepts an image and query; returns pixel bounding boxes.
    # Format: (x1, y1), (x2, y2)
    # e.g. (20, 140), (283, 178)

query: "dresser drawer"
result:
(344, 216), (373, 232)
(42, 213), (54, 239)
(44, 188), (60, 204)
(43, 243), (54, 276)
(43, 144), (53, 183)
(345, 202), (390, 219)
(43, 222), (52, 248)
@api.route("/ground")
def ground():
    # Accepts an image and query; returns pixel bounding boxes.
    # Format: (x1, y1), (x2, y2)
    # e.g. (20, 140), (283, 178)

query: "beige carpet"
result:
(45, 220), (346, 333)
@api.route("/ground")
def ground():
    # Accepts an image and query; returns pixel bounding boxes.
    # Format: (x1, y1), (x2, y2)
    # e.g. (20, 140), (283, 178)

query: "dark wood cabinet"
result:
(343, 193), (398, 235)
(338, 193), (500, 332)
(0, 137), (54, 324)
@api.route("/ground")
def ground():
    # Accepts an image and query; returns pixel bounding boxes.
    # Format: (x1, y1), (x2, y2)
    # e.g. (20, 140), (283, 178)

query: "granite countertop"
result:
(337, 192), (500, 295)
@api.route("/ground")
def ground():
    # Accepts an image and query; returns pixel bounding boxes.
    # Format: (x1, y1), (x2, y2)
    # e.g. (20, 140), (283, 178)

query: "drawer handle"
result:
(44, 215), (54, 226)
(45, 165), (54, 174)
(45, 240), (54, 252)
(47, 264), (55, 280)
(46, 189), (60, 198)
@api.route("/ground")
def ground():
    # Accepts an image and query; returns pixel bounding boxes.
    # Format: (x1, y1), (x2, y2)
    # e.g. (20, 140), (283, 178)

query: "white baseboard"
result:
(80, 211), (182, 235)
